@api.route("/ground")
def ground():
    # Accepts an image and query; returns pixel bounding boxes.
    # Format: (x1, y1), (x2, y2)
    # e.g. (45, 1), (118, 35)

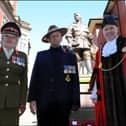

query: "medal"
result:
(65, 74), (71, 82)
(12, 56), (17, 64)
(64, 65), (69, 74)
(64, 65), (76, 74)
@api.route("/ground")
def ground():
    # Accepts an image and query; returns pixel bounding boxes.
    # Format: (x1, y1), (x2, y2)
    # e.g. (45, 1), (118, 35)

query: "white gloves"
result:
(90, 80), (97, 104)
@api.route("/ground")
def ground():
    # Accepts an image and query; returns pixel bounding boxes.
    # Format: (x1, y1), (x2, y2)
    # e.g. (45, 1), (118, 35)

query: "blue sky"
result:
(17, 1), (107, 82)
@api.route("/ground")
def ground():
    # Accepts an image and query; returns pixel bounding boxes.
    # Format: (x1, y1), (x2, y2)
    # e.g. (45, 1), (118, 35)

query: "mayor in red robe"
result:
(89, 15), (126, 126)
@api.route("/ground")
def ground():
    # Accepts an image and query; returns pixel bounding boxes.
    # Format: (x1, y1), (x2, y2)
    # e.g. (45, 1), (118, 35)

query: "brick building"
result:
(0, 0), (31, 55)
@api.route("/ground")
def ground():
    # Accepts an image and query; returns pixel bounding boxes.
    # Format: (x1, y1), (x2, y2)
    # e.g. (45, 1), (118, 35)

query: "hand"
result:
(90, 93), (97, 104)
(29, 101), (37, 114)
(91, 98), (97, 104)
(90, 81), (97, 104)
(19, 104), (26, 116)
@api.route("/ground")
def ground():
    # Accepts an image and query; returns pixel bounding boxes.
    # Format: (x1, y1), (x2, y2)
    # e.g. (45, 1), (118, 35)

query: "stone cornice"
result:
(0, 0), (16, 21)
(20, 20), (32, 31)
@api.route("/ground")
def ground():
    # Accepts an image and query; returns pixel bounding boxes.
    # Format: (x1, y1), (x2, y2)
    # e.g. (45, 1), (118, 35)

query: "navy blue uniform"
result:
(28, 46), (80, 126)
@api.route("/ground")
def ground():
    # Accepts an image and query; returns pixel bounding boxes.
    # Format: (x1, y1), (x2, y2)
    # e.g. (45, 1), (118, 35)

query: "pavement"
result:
(19, 99), (94, 126)
(19, 103), (37, 126)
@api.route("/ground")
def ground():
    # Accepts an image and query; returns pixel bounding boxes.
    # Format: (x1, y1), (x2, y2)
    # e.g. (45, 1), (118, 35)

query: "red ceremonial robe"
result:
(89, 36), (126, 126)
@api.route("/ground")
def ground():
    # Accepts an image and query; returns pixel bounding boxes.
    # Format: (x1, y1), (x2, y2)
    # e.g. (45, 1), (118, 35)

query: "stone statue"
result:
(66, 12), (96, 75)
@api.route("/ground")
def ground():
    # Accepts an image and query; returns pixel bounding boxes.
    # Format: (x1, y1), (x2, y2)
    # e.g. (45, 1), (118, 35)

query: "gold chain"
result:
(101, 54), (126, 72)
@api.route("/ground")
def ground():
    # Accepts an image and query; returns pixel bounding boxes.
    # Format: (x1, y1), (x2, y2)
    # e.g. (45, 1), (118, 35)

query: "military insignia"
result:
(69, 66), (76, 74)
(12, 56), (17, 64)
(64, 65), (76, 74)
(17, 57), (25, 67)
(17, 57), (21, 65)
(12, 56), (25, 67)
(65, 74), (71, 82)
(64, 65), (69, 74)
(10, 27), (14, 31)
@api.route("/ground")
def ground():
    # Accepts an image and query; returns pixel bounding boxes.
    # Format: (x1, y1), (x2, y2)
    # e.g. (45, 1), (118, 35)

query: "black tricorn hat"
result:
(42, 25), (67, 43)
(1, 22), (21, 37)
(102, 15), (117, 28)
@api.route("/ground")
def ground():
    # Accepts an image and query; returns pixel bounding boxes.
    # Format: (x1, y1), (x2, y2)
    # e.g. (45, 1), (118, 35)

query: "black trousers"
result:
(37, 108), (70, 126)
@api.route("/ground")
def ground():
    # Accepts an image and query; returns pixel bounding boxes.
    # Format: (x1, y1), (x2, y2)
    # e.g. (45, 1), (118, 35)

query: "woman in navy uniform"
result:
(28, 25), (80, 126)
(0, 22), (28, 126)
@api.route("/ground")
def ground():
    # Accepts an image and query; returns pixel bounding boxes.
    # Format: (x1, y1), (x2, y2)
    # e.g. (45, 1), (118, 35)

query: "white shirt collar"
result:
(102, 36), (118, 57)
(3, 47), (14, 59)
